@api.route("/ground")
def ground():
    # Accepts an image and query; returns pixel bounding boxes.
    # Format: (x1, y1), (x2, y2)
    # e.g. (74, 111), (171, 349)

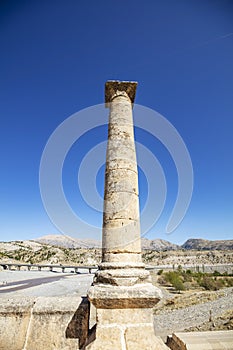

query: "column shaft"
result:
(102, 93), (141, 263)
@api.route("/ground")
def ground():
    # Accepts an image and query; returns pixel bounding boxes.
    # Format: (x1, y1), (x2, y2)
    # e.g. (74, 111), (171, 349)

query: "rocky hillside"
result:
(0, 237), (232, 267)
(34, 235), (233, 251)
(35, 235), (180, 251)
(35, 234), (101, 249)
(141, 238), (179, 251)
(182, 239), (233, 251)
(0, 240), (101, 266)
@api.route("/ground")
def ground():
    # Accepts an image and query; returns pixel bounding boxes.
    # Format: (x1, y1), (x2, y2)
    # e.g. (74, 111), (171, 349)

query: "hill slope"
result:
(35, 234), (101, 249)
(182, 238), (233, 250)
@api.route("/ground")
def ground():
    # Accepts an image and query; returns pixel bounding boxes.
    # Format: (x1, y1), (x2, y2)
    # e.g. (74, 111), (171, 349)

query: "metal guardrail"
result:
(0, 263), (97, 274)
(145, 263), (233, 273)
(0, 263), (232, 274)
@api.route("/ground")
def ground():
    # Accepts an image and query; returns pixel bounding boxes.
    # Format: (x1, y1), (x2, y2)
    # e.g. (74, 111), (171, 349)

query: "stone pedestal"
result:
(86, 307), (167, 350)
(87, 81), (165, 349)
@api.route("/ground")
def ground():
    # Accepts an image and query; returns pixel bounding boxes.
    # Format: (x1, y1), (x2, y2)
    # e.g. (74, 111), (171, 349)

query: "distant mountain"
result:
(1, 235), (232, 266)
(141, 238), (180, 251)
(34, 235), (233, 251)
(34, 234), (101, 249)
(34, 235), (180, 251)
(182, 238), (233, 250)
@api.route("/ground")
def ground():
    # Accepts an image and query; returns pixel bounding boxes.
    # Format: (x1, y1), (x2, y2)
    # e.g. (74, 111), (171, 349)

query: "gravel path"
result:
(154, 287), (233, 338)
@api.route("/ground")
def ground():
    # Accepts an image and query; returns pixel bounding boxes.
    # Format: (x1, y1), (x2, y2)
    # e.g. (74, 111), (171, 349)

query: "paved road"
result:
(0, 270), (94, 298)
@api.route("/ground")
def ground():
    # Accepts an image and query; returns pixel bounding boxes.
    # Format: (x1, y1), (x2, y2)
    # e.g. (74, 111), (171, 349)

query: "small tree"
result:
(164, 271), (185, 292)
(172, 276), (185, 293)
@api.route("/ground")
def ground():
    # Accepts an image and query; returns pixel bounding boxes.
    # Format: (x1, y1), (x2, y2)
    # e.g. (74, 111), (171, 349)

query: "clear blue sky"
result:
(0, 0), (232, 244)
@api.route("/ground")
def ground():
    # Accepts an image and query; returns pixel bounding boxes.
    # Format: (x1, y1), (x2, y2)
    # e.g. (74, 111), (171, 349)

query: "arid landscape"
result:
(0, 234), (232, 267)
(0, 235), (232, 340)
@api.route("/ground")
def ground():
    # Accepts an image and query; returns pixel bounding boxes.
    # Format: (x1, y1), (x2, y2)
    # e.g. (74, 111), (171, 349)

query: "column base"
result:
(93, 261), (153, 287)
(88, 283), (162, 309)
(85, 307), (168, 350)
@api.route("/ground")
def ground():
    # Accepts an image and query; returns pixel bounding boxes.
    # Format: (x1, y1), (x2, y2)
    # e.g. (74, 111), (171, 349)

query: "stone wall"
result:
(0, 296), (89, 350)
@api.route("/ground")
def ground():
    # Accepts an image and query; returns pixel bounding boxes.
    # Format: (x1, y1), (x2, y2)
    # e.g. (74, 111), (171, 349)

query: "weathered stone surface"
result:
(102, 219), (141, 253)
(108, 122), (135, 140)
(86, 326), (122, 349)
(88, 283), (162, 309)
(94, 267), (151, 286)
(100, 252), (142, 263)
(87, 81), (164, 349)
(86, 308), (169, 350)
(0, 298), (34, 350)
(97, 308), (153, 324)
(125, 326), (169, 350)
(0, 296), (88, 350)
(167, 331), (233, 350)
(105, 80), (137, 105)
(104, 192), (139, 221)
(24, 296), (84, 350)
(105, 158), (137, 172)
(104, 168), (139, 195)
(101, 84), (141, 260)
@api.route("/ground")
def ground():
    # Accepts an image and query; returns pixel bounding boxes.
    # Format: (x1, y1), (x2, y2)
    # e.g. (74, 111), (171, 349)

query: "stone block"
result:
(106, 158), (137, 172)
(24, 296), (86, 350)
(97, 307), (153, 324)
(94, 267), (151, 286)
(107, 143), (137, 164)
(88, 283), (162, 309)
(0, 296), (90, 350)
(104, 168), (139, 195)
(101, 252), (142, 263)
(125, 325), (169, 350)
(102, 219), (141, 252)
(0, 298), (34, 350)
(168, 331), (233, 350)
(86, 326), (122, 350)
(108, 123), (134, 140)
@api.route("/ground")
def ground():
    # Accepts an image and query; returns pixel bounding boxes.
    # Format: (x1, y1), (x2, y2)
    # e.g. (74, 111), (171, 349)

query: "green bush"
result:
(164, 271), (185, 292)
(199, 276), (223, 291)
(157, 269), (163, 275)
(213, 270), (221, 276)
(177, 265), (182, 272)
(172, 277), (185, 292)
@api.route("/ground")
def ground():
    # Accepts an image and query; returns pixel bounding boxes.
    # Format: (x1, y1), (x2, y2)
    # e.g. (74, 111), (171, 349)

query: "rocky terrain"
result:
(0, 240), (101, 266)
(35, 234), (101, 249)
(143, 249), (233, 266)
(34, 235), (233, 251)
(182, 238), (233, 251)
(0, 235), (232, 343)
(0, 235), (233, 266)
(153, 287), (233, 339)
(141, 238), (180, 251)
(0, 235), (232, 267)
(35, 235), (180, 251)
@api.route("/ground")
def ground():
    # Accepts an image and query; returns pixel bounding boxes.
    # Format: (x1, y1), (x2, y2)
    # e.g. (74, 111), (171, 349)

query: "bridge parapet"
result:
(0, 263), (98, 274)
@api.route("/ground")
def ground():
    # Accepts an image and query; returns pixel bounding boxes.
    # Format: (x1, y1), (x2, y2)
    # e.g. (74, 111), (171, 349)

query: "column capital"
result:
(105, 80), (137, 106)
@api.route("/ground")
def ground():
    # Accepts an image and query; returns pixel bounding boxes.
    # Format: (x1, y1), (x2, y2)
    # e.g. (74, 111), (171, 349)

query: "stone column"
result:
(87, 81), (165, 350)
(102, 81), (141, 266)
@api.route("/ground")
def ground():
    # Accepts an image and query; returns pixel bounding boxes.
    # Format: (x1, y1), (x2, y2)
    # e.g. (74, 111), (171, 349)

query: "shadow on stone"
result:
(66, 296), (91, 349)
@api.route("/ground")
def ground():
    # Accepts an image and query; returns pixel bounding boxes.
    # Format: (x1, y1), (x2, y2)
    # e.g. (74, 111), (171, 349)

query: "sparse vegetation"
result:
(157, 268), (233, 292)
